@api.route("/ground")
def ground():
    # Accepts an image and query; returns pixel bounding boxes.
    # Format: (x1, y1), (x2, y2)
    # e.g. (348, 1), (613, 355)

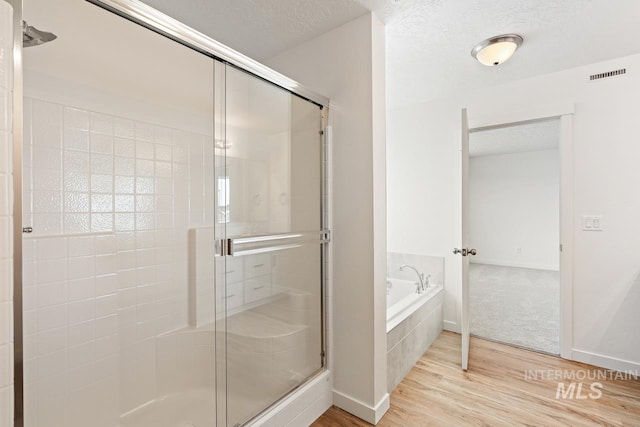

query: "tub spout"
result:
(400, 264), (428, 292)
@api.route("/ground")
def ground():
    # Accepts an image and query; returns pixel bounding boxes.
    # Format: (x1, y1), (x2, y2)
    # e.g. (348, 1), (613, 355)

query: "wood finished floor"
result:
(312, 331), (640, 426)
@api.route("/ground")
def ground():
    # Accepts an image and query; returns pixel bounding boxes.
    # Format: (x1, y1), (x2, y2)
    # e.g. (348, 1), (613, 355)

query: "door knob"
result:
(453, 248), (477, 256)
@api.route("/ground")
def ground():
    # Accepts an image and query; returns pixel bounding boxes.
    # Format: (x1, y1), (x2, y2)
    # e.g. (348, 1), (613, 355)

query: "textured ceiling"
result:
(26, 0), (640, 114)
(383, 0), (640, 109)
(139, 0), (372, 61)
(139, 0), (640, 111)
(469, 119), (559, 158)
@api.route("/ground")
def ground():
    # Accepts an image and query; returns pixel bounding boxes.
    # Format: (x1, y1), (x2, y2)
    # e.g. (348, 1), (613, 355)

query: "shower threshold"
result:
(119, 389), (215, 427)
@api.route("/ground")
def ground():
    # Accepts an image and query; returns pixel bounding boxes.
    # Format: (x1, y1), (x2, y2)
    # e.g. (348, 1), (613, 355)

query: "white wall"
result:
(387, 100), (460, 332)
(267, 13), (390, 424)
(0, 3), (13, 426)
(387, 52), (640, 370)
(469, 149), (559, 270)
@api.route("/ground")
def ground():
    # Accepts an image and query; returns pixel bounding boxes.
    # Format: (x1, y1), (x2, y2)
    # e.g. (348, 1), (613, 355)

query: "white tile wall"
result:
(155, 330), (214, 397)
(23, 233), (118, 427)
(23, 98), (213, 238)
(22, 98), (217, 425)
(0, 4), (13, 427)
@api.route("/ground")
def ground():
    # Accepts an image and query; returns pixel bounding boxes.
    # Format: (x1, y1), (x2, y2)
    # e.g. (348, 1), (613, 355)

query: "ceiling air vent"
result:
(589, 68), (626, 81)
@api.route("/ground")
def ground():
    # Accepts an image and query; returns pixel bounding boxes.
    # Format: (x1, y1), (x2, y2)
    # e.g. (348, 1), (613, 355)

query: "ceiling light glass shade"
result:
(471, 34), (523, 66)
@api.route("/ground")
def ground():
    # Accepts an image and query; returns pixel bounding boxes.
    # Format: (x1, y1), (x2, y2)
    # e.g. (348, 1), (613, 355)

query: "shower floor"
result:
(119, 389), (215, 427)
(118, 387), (276, 427)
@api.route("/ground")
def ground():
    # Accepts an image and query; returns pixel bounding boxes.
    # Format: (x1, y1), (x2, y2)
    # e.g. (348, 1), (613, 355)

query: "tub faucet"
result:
(400, 264), (428, 292)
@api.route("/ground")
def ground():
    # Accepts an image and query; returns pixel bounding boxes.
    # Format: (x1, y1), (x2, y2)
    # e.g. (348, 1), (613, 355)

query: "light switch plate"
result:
(582, 215), (603, 231)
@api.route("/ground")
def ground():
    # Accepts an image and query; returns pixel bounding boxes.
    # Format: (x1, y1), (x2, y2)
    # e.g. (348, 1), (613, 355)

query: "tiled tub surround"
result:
(386, 253), (444, 392)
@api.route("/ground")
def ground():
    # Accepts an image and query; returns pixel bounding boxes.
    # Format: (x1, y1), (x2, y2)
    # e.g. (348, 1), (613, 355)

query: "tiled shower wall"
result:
(22, 98), (214, 233)
(21, 96), (215, 426)
(0, 3), (13, 426)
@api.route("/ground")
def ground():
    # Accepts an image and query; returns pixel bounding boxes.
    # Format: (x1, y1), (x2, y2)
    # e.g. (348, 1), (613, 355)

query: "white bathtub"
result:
(387, 278), (443, 332)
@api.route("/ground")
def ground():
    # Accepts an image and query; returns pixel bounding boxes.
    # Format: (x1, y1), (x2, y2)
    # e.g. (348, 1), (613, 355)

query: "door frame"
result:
(466, 102), (574, 360)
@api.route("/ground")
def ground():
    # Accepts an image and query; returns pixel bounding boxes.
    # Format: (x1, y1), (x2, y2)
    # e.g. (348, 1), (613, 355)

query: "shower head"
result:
(22, 21), (57, 48)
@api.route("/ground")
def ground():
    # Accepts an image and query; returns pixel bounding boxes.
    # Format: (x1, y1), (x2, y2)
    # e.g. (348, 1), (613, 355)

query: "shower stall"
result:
(14, 0), (329, 426)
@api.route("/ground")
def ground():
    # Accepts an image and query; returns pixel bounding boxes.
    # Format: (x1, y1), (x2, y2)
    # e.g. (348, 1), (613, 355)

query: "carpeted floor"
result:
(469, 263), (560, 354)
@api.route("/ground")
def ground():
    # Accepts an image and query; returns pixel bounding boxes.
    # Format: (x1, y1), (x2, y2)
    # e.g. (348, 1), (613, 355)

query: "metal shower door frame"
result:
(7, 0), (25, 425)
(88, 0), (329, 109)
(11, 0), (332, 425)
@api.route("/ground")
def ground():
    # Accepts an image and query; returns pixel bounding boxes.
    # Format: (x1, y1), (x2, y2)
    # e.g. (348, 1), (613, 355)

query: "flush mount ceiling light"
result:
(471, 34), (523, 66)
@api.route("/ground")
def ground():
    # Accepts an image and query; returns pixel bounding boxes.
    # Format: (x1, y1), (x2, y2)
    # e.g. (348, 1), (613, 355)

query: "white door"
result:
(456, 108), (476, 370)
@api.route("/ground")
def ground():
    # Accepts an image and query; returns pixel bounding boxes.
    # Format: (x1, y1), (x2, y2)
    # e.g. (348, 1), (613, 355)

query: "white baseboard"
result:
(332, 390), (390, 425)
(571, 349), (640, 373)
(443, 319), (459, 333)
(470, 258), (559, 271)
(252, 370), (332, 427)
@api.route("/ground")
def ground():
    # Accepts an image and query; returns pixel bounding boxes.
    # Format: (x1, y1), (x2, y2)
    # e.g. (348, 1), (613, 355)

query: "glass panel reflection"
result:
(220, 244), (322, 425)
(220, 65), (324, 426)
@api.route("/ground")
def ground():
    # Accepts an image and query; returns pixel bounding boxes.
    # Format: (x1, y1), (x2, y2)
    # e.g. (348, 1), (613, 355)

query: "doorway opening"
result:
(468, 118), (561, 355)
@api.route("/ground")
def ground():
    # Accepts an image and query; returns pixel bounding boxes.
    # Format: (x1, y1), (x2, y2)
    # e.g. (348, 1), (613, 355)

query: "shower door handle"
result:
(215, 238), (234, 256)
(217, 230), (330, 257)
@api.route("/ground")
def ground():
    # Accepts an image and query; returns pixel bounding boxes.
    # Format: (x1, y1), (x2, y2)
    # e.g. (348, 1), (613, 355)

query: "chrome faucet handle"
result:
(415, 282), (421, 294)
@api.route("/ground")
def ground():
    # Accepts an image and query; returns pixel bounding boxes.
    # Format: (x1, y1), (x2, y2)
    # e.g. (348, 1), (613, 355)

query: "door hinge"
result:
(560, 244), (563, 252)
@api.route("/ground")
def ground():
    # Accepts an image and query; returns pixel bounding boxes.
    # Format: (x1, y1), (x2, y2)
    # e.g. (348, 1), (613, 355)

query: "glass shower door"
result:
(217, 65), (325, 426)
(19, 1), (326, 426)
(20, 1), (221, 426)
